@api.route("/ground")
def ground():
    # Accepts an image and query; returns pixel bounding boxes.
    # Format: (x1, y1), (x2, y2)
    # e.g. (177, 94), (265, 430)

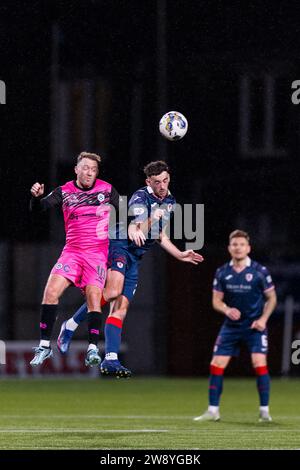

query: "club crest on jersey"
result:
(167, 203), (173, 212)
(97, 193), (105, 202)
(133, 207), (145, 215)
(245, 273), (253, 282)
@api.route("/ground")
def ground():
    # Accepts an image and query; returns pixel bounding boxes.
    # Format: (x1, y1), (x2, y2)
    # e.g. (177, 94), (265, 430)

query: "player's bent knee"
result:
(109, 310), (127, 321)
(210, 357), (229, 369)
(105, 287), (123, 302)
(252, 359), (267, 368)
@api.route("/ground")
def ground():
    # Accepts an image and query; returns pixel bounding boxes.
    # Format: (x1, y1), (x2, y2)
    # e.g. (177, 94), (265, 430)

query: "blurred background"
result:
(0, 0), (300, 378)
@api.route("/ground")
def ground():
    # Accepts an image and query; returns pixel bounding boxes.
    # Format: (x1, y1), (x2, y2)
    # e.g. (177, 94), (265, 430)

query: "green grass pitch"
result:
(0, 377), (299, 449)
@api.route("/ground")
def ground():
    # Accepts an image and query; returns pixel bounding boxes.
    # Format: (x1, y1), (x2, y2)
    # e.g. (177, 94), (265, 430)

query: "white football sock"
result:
(208, 405), (219, 414)
(65, 318), (79, 332)
(105, 353), (118, 360)
(87, 344), (97, 352)
(39, 340), (50, 348)
(259, 406), (269, 413)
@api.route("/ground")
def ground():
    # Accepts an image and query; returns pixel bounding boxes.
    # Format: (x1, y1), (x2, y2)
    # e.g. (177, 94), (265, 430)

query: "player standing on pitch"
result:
(29, 152), (120, 367)
(57, 160), (204, 377)
(194, 230), (277, 422)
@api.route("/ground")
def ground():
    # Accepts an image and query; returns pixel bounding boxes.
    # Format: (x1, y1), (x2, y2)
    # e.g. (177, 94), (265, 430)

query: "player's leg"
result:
(252, 353), (271, 420)
(252, 351), (271, 422)
(84, 284), (103, 366)
(194, 325), (240, 422)
(101, 269), (137, 377)
(57, 268), (125, 354)
(57, 302), (87, 354)
(104, 269), (125, 302)
(246, 327), (272, 421)
(194, 355), (231, 422)
(101, 295), (132, 378)
(30, 274), (71, 366)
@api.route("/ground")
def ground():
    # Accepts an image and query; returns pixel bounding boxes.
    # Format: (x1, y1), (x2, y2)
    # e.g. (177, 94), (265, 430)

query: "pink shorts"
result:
(51, 248), (107, 291)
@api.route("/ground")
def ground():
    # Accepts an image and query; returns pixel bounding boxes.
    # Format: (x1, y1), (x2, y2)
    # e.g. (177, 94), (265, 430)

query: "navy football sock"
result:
(209, 365), (224, 406)
(73, 302), (88, 325)
(255, 366), (270, 406)
(104, 317), (123, 357)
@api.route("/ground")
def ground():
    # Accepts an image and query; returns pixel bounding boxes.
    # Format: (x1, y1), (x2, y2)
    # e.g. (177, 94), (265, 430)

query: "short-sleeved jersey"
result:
(213, 257), (275, 324)
(30, 179), (120, 252)
(112, 185), (176, 257)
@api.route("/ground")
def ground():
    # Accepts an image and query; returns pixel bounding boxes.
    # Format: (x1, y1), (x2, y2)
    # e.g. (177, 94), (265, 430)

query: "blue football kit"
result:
(108, 185), (176, 301)
(212, 257), (275, 356)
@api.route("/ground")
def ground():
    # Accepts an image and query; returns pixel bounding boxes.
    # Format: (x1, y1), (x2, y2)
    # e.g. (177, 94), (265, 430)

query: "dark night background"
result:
(0, 0), (300, 376)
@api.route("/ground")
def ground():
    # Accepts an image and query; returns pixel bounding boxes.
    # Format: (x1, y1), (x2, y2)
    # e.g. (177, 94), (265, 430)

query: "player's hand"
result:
(152, 208), (165, 221)
(31, 182), (44, 197)
(128, 224), (146, 247)
(250, 318), (267, 332)
(180, 250), (204, 265)
(225, 307), (241, 321)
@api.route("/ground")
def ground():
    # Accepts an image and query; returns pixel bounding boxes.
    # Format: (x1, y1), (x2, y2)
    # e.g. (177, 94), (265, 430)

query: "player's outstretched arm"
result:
(159, 232), (204, 265)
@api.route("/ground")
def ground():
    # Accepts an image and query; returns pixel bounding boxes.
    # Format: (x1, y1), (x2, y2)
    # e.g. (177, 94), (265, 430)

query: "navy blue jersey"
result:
(213, 257), (275, 325)
(112, 186), (176, 257)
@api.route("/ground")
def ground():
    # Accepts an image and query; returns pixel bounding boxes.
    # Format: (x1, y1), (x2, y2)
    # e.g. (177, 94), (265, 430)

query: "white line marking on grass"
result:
(0, 415), (190, 420)
(0, 428), (299, 434)
(0, 429), (168, 433)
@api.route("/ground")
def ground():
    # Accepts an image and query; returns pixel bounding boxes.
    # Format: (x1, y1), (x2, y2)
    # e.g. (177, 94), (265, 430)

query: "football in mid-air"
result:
(159, 111), (188, 141)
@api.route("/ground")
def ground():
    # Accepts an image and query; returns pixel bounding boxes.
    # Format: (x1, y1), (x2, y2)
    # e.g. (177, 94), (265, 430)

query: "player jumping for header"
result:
(30, 152), (120, 367)
(57, 160), (204, 377)
(194, 230), (277, 422)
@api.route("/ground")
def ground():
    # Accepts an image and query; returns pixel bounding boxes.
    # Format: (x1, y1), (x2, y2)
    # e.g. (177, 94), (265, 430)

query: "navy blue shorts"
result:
(213, 323), (268, 356)
(107, 243), (141, 302)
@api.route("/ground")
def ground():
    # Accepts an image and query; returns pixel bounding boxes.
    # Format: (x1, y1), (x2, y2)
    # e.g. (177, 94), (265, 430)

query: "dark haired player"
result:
(194, 230), (277, 422)
(57, 160), (204, 377)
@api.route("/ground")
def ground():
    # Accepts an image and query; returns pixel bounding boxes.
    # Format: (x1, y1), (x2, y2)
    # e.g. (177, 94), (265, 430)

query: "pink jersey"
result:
(60, 179), (113, 252)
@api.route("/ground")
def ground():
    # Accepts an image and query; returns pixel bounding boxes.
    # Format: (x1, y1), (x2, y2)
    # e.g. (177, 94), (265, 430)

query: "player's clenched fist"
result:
(31, 182), (45, 198)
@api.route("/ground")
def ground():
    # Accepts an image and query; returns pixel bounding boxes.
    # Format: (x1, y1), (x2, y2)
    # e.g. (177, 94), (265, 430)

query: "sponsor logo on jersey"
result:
(266, 275), (272, 283)
(55, 263), (63, 270)
(225, 274), (233, 280)
(117, 262), (124, 269)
